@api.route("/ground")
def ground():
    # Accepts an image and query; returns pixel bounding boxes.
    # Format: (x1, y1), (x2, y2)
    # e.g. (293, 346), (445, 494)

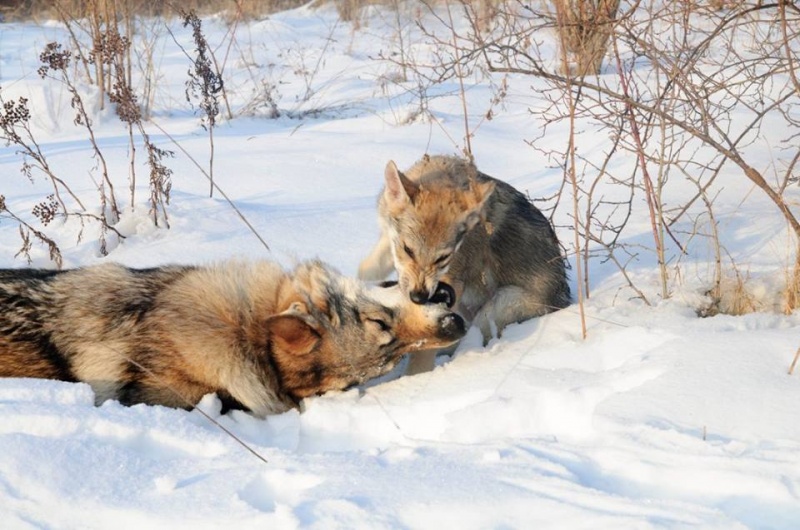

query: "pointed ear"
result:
(384, 160), (419, 207)
(265, 313), (321, 356)
(463, 179), (496, 229)
(471, 179), (495, 208)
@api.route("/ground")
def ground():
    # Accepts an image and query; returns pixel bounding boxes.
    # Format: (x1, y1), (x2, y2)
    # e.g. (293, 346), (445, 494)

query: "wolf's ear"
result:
(266, 312), (321, 356)
(471, 179), (495, 207)
(464, 179), (496, 229)
(384, 160), (419, 206)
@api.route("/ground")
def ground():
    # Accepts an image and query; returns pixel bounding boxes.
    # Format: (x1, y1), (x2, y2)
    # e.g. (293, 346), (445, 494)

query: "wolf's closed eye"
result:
(367, 318), (391, 332)
(434, 253), (451, 266)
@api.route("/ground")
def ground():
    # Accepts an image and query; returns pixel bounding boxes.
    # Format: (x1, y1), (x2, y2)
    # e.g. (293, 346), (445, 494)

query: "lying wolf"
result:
(359, 154), (570, 372)
(0, 259), (465, 416)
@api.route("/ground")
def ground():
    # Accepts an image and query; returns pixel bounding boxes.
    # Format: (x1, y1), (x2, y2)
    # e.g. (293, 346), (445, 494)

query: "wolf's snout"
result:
(438, 313), (466, 340)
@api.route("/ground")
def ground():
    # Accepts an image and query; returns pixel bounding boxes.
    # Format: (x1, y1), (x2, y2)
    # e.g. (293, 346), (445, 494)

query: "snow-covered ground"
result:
(1, 4), (799, 528)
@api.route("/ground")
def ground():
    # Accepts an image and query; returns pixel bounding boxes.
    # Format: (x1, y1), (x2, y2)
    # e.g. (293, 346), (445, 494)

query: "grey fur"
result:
(359, 155), (570, 362)
(0, 259), (465, 416)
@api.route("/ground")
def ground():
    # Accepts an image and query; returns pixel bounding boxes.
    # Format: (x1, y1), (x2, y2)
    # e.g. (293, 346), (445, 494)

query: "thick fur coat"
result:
(0, 259), (465, 416)
(359, 155), (570, 365)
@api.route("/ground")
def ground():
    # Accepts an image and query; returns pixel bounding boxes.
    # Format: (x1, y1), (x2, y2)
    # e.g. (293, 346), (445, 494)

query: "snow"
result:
(1, 3), (800, 528)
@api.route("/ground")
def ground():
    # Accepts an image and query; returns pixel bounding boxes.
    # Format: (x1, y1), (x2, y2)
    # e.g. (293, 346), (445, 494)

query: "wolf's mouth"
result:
(428, 281), (456, 308)
(377, 279), (455, 308)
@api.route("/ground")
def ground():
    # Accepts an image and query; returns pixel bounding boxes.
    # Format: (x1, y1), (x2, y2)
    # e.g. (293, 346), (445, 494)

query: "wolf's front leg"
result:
(475, 285), (553, 346)
(358, 233), (395, 281)
(406, 349), (437, 375)
(405, 341), (460, 375)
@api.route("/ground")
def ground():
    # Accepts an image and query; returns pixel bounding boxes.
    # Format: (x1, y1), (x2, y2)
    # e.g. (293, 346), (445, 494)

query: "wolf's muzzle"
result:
(410, 289), (429, 304)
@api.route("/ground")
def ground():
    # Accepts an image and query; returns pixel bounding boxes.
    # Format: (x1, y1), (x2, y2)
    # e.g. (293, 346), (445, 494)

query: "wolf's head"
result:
(265, 261), (465, 401)
(380, 157), (495, 303)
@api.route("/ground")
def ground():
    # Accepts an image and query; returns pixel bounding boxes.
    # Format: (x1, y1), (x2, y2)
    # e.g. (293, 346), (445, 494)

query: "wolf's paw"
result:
(474, 311), (496, 347)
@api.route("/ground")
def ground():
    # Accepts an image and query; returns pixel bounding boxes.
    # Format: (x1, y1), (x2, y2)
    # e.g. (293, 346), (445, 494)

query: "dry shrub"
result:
(0, 0), (50, 20)
(335, 0), (390, 27)
(471, 0), (501, 31)
(552, 0), (621, 77)
(783, 256), (800, 313)
(718, 273), (759, 316)
(700, 271), (760, 318)
(335, 0), (363, 22)
(3, 0), (479, 22)
(226, 0), (307, 20)
(0, 0), (307, 20)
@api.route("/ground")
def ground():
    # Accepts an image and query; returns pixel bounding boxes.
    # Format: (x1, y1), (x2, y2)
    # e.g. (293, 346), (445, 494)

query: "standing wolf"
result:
(0, 259), (465, 416)
(359, 154), (570, 372)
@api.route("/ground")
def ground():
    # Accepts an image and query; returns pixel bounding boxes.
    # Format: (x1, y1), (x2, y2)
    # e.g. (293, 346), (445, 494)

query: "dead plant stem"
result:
(150, 121), (270, 252)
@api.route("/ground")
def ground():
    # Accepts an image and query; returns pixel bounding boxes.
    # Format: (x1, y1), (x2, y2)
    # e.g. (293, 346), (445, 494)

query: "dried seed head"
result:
(38, 42), (71, 78)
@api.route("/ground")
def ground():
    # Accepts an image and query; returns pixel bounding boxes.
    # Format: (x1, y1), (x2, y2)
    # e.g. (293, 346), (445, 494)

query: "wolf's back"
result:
(0, 264), (192, 384)
(0, 268), (74, 380)
(482, 177), (571, 309)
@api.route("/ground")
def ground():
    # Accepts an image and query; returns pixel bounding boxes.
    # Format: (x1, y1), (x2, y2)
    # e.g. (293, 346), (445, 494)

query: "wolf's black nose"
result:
(410, 290), (429, 304)
(439, 313), (466, 339)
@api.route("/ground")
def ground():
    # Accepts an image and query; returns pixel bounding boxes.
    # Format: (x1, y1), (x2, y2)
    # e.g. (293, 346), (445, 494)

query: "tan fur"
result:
(359, 154), (571, 363)
(0, 260), (466, 416)
(0, 340), (66, 379)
